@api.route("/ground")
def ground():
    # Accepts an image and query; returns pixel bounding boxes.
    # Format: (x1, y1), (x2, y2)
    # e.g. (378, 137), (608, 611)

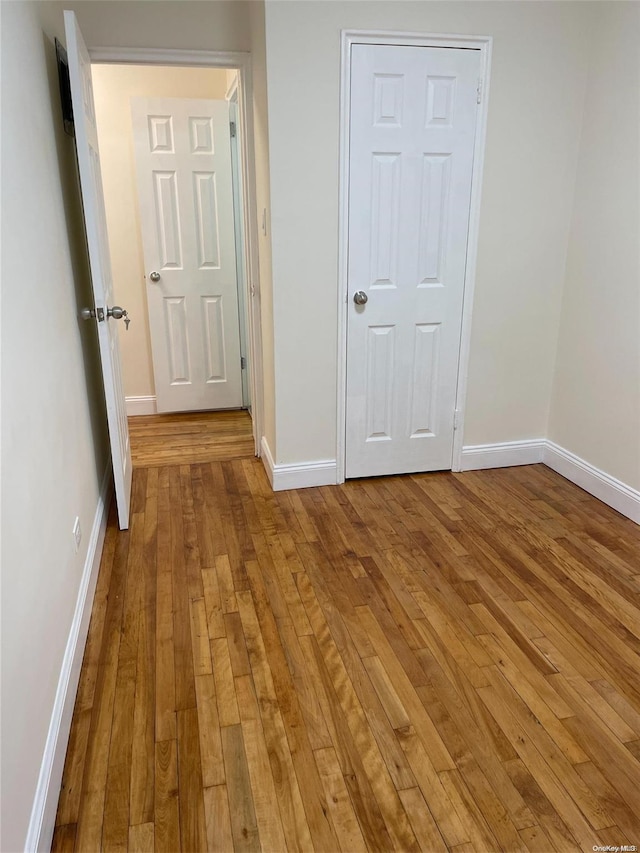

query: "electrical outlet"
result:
(73, 517), (82, 553)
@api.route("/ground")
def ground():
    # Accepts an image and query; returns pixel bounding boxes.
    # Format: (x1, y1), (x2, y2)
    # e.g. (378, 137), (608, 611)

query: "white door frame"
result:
(336, 30), (492, 482)
(226, 78), (252, 410)
(89, 46), (264, 456)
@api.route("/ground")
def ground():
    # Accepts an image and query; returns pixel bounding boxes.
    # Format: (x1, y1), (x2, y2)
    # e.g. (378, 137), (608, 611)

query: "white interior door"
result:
(345, 44), (480, 479)
(64, 11), (132, 529)
(132, 97), (243, 413)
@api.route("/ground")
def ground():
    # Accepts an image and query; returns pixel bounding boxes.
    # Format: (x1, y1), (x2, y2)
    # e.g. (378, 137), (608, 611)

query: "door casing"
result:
(227, 81), (252, 410)
(337, 30), (492, 482)
(89, 46), (264, 457)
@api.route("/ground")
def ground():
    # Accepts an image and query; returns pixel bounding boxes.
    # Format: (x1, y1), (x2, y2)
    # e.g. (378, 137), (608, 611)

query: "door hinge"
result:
(230, 121), (236, 138)
(477, 78), (483, 105)
(241, 356), (246, 370)
(454, 409), (462, 430)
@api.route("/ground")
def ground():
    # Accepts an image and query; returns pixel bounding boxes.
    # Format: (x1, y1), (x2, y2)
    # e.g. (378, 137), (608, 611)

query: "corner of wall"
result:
(249, 0), (276, 458)
(546, 2), (640, 494)
(546, 2), (599, 441)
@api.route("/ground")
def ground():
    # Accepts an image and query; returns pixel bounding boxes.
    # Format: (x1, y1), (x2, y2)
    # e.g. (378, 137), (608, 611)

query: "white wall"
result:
(263, 0), (594, 464)
(1, 4), (110, 849)
(92, 64), (230, 400)
(548, 2), (640, 492)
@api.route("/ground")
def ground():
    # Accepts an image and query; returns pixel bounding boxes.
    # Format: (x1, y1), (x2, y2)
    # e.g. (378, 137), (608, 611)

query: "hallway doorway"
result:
(92, 64), (252, 418)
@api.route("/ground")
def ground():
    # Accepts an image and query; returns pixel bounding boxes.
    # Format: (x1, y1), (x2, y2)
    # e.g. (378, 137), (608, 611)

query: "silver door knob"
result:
(80, 306), (105, 321)
(107, 306), (131, 330)
(353, 290), (368, 305)
(149, 271), (161, 282)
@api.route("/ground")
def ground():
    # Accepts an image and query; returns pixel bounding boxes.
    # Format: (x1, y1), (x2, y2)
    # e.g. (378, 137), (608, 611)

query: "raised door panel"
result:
(409, 323), (441, 438)
(417, 155), (452, 287)
(193, 172), (221, 269)
(373, 74), (404, 127)
(365, 325), (395, 441)
(148, 115), (174, 153)
(202, 296), (227, 383)
(425, 76), (457, 128)
(189, 116), (215, 154)
(370, 154), (401, 289)
(153, 171), (183, 269)
(164, 297), (191, 385)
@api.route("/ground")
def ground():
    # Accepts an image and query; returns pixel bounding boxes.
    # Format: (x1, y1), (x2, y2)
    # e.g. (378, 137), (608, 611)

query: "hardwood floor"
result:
(129, 410), (254, 468)
(54, 455), (640, 851)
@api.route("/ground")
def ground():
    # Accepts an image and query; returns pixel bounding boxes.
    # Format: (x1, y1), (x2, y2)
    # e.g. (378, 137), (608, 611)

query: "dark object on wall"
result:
(55, 38), (74, 136)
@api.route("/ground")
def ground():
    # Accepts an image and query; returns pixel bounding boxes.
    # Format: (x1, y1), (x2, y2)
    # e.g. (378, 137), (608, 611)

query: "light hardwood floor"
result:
(129, 410), (254, 468)
(54, 424), (640, 851)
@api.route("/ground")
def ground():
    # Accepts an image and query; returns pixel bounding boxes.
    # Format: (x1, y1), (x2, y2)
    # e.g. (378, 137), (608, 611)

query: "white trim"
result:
(335, 31), (352, 485)
(231, 55), (264, 457)
(89, 47), (248, 68)
(25, 467), (113, 853)
(225, 72), (239, 103)
(459, 438), (639, 524)
(543, 442), (640, 524)
(460, 439), (546, 471)
(336, 30), (493, 482)
(338, 29), (495, 49)
(260, 436), (276, 488)
(261, 437), (337, 491)
(451, 38), (493, 472)
(87, 46), (263, 459)
(125, 394), (157, 416)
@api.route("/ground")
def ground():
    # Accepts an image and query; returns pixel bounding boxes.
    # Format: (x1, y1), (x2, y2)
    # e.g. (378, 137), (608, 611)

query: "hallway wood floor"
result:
(128, 410), (254, 468)
(53, 457), (640, 851)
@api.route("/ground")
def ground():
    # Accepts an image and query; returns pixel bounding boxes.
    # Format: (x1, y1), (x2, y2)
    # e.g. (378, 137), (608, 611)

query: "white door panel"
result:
(346, 44), (480, 479)
(64, 10), (132, 529)
(132, 98), (243, 413)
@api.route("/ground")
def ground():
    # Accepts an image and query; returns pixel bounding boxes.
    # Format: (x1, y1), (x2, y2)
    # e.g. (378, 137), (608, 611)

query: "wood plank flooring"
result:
(129, 410), (254, 468)
(54, 450), (640, 850)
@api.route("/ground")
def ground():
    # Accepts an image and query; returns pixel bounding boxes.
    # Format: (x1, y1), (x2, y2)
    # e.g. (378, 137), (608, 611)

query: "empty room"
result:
(2, 1), (639, 852)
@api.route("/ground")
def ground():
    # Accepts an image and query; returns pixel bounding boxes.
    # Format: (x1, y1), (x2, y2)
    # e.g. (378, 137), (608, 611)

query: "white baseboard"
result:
(460, 439), (546, 471)
(543, 441), (640, 524)
(260, 436), (276, 486)
(260, 433), (638, 520)
(260, 437), (337, 491)
(25, 467), (113, 853)
(125, 395), (157, 416)
(460, 437), (639, 524)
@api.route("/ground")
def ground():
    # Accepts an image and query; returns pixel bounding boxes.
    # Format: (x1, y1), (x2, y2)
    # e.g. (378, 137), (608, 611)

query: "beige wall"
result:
(226, 67), (238, 93)
(249, 0), (276, 454)
(1, 4), (111, 849)
(61, 0), (251, 52)
(92, 64), (230, 399)
(549, 2), (640, 490)
(263, 0), (594, 464)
